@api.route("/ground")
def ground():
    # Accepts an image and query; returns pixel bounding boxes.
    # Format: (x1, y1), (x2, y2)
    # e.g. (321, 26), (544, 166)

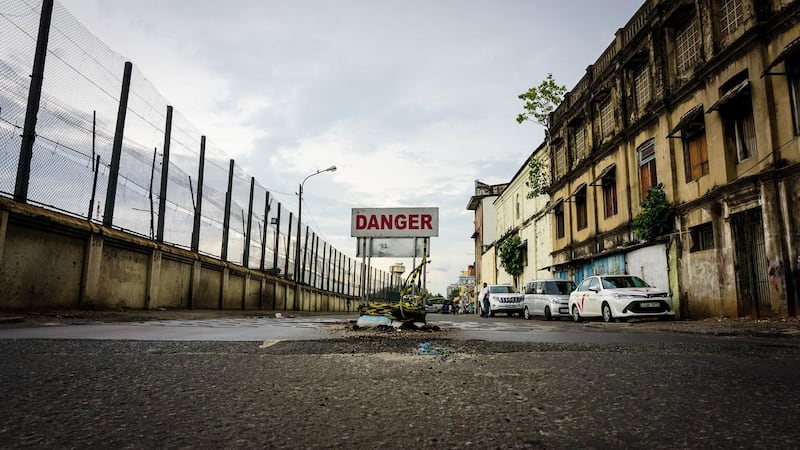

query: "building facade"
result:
(491, 146), (552, 290)
(467, 180), (507, 289)
(544, 0), (800, 318)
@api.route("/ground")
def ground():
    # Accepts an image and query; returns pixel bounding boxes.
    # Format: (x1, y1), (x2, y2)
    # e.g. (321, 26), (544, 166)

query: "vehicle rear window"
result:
(545, 281), (576, 295)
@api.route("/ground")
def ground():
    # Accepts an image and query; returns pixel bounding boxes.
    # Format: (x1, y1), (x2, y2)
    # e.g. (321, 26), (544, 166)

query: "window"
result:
(554, 143), (567, 180)
(601, 168), (618, 218)
(600, 99), (614, 137)
(722, 96), (757, 162)
(574, 185), (588, 231)
(719, 0), (744, 37)
(569, 125), (587, 167)
(675, 16), (701, 74)
(672, 107), (709, 182)
(684, 129), (709, 181)
(690, 222), (715, 252)
(788, 57), (800, 136)
(554, 201), (565, 239)
(710, 75), (756, 163)
(634, 65), (651, 112)
(637, 139), (657, 202)
(515, 194), (520, 220)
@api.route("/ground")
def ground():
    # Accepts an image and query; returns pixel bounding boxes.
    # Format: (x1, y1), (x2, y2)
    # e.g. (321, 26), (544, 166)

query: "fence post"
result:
(190, 136), (206, 252)
(243, 176), (255, 268)
(221, 159), (234, 260)
(312, 235), (320, 288)
(87, 155), (100, 220)
(272, 203), (281, 271)
(156, 105), (172, 242)
(14, 0), (53, 203)
(285, 212), (293, 277)
(102, 61), (133, 227)
(260, 191), (270, 271)
(301, 225), (309, 284)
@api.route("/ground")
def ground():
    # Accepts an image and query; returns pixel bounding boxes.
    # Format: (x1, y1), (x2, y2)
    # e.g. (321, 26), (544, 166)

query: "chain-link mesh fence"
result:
(0, 0), (402, 299)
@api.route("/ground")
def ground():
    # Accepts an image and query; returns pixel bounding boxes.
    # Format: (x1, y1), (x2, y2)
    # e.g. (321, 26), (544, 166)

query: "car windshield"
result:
(545, 281), (576, 295)
(490, 285), (515, 294)
(601, 276), (650, 289)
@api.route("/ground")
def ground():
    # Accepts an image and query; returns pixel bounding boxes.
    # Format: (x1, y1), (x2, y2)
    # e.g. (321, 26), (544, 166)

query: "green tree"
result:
(632, 183), (673, 242)
(498, 235), (524, 289)
(448, 287), (460, 300)
(516, 73), (567, 199)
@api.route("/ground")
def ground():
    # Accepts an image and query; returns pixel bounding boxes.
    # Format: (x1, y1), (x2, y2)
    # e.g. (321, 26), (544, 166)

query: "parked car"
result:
(568, 275), (674, 322)
(486, 284), (525, 317)
(522, 279), (576, 320)
(424, 303), (441, 313)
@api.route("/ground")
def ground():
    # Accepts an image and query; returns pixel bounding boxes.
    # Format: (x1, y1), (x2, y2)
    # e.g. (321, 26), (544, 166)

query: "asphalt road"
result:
(1, 314), (799, 449)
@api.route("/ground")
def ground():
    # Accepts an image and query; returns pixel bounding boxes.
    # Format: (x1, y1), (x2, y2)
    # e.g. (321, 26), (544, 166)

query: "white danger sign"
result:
(351, 207), (439, 238)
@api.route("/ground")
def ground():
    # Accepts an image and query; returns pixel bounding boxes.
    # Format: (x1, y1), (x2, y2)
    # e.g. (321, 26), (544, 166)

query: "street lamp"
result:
(295, 165), (336, 284)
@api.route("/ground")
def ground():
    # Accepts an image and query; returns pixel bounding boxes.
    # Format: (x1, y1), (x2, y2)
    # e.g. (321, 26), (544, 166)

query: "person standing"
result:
(478, 282), (490, 318)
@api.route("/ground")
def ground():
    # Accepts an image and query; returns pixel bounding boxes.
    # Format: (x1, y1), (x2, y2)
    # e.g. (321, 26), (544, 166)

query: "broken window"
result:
(708, 74), (756, 163)
(675, 16), (701, 74)
(669, 105), (709, 182)
(637, 139), (657, 203)
(690, 222), (715, 252)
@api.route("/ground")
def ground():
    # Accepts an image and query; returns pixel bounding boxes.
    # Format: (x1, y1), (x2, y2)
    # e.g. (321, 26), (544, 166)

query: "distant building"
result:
(466, 180), (508, 288)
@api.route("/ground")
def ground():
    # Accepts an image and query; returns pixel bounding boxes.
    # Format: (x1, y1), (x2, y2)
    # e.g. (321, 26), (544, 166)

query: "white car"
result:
(568, 275), (674, 322)
(522, 279), (576, 320)
(486, 284), (525, 317)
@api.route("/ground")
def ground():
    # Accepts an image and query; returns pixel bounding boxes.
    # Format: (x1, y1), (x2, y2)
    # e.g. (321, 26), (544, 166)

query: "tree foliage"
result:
(498, 235), (524, 287)
(516, 73), (567, 132)
(525, 156), (549, 199)
(516, 73), (567, 198)
(448, 287), (460, 300)
(632, 183), (673, 242)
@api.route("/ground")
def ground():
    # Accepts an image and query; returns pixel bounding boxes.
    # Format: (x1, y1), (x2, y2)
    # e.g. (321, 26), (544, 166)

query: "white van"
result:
(522, 279), (577, 320)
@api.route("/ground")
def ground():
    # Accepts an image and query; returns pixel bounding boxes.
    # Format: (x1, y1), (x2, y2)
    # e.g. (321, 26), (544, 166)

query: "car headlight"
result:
(612, 293), (638, 299)
(549, 297), (562, 304)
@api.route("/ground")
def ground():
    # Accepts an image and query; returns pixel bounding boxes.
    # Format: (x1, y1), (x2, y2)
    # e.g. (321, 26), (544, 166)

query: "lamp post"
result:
(295, 165), (336, 285)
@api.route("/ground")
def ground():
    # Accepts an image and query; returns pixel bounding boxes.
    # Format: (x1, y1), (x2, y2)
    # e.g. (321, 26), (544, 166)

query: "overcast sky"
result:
(61, 0), (644, 296)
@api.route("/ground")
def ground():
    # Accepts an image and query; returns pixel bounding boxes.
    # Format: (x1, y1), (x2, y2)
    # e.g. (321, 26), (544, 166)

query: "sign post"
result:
(351, 207), (438, 303)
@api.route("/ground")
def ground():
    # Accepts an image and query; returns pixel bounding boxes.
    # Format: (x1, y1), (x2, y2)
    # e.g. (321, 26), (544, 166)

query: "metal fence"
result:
(0, 0), (400, 299)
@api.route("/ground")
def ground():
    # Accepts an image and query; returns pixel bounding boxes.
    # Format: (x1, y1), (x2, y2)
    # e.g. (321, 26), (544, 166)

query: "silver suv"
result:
(522, 279), (576, 320)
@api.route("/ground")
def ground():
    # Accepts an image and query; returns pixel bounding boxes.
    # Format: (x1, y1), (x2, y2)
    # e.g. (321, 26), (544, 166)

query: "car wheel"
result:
(523, 307), (531, 320)
(602, 303), (613, 323)
(544, 306), (553, 321)
(571, 305), (581, 323)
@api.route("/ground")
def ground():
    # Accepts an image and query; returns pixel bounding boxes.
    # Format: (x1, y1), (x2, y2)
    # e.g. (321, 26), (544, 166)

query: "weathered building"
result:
(545, 0), (800, 318)
(491, 145), (552, 290)
(467, 180), (507, 288)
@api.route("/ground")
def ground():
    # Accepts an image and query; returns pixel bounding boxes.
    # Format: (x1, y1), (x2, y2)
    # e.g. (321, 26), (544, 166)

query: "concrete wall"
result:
(0, 197), (354, 313)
